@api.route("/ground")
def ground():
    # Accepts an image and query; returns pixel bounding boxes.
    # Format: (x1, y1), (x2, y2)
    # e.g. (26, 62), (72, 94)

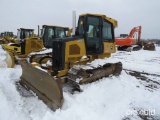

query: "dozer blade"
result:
(19, 61), (63, 111)
(5, 51), (15, 68)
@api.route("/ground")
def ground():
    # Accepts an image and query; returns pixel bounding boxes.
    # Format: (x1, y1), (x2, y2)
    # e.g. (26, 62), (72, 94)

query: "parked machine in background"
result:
(143, 42), (156, 51)
(2, 28), (35, 54)
(0, 32), (5, 44)
(0, 31), (15, 44)
(115, 26), (142, 51)
(4, 31), (15, 43)
(4, 25), (71, 68)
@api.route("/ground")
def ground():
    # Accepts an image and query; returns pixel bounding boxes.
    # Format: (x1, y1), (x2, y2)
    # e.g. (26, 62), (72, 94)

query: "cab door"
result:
(85, 16), (103, 55)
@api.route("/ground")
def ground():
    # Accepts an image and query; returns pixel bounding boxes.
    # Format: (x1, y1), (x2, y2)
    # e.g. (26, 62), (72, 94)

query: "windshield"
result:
(55, 28), (66, 38)
(1, 33), (5, 36)
(103, 20), (113, 41)
(44, 27), (67, 41)
(120, 34), (128, 38)
(24, 30), (32, 38)
(17, 30), (21, 40)
(43, 27), (67, 48)
(17, 30), (33, 40)
(21, 30), (33, 39)
(7, 32), (13, 37)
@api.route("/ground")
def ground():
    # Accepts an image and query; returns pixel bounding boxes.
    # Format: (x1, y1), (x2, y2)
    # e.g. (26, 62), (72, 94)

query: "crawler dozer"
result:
(28, 25), (71, 64)
(0, 32), (15, 44)
(4, 26), (71, 68)
(2, 28), (35, 54)
(19, 13), (122, 111)
(4, 31), (15, 43)
(0, 32), (5, 44)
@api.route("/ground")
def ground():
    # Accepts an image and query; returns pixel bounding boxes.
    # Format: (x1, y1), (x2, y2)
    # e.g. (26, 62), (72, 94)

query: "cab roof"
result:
(18, 28), (34, 31)
(42, 25), (69, 29)
(79, 13), (118, 28)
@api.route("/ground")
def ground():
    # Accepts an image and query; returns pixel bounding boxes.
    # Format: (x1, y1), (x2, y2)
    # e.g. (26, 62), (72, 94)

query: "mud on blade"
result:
(19, 61), (63, 111)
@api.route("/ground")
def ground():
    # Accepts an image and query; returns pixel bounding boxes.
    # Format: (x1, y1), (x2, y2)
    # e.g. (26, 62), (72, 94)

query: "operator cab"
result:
(42, 25), (69, 48)
(76, 14), (115, 55)
(17, 28), (34, 54)
(17, 28), (34, 41)
(4, 32), (14, 37)
(0, 33), (5, 37)
(120, 34), (128, 38)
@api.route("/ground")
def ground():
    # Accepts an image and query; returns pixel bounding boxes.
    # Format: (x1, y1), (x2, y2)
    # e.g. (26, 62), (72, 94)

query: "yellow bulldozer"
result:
(18, 13), (122, 111)
(0, 32), (5, 44)
(4, 31), (15, 43)
(2, 28), (35, 53)
(4, 25), (71, 68)
(0, 31), (15, 44)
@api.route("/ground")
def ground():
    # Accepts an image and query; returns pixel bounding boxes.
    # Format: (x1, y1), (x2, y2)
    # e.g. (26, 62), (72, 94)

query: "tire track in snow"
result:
(124, 69), (160, 90)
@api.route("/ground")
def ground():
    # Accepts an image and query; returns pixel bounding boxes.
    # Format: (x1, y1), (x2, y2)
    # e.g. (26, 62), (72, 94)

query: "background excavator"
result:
(115, 26), (142, 51)
(18, 13), (122, 111)
(4, 25), (71, 68)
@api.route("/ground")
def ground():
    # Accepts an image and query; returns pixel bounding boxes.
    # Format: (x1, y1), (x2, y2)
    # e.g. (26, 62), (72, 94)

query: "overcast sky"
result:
(0, 0), (160, 39)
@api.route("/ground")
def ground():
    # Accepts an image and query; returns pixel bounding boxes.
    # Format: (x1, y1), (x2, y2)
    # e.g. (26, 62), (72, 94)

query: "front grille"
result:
(52, 39), (65, 73)
(31, 41), (42, 49)
(31, 41), (36, 48)
(20, 39), (26, 54)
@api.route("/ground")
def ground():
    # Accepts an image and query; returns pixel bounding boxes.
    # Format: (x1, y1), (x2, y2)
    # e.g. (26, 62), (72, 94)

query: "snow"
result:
(0, 48), (7, 68)
(0, 45), (160, 120)
(29, 48), (52, 55)
(7, 43), (15, 46)
(112, 48), (160, 75)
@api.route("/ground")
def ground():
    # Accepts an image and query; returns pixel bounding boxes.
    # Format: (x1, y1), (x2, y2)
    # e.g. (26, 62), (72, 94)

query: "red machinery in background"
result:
(115, 26), (142, 51)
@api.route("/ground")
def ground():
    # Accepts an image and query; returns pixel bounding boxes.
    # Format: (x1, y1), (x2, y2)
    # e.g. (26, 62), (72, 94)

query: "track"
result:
(68, 62), (122, 84)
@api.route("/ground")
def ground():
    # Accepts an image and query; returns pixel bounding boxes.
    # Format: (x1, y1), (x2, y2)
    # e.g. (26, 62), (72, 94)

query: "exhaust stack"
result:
(72, 11), (76, 35)
(38, 25), (40, 36)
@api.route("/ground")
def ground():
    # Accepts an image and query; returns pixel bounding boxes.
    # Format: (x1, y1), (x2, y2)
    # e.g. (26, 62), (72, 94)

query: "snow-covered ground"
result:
(0, 45), (160, 120)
